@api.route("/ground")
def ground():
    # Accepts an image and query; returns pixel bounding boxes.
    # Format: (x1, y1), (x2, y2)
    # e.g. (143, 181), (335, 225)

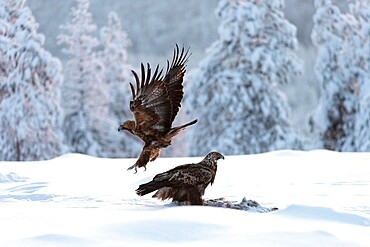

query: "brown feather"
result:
(135, 152), (224, 205)
(140, 63), (145, 89)
(120, 45), (195, 172)
(131, 69), (140, 97)
(129, 82), (135, 100)
(145, 63), (151, 85)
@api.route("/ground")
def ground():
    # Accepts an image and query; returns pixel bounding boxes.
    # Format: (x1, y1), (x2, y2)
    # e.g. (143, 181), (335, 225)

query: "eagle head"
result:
(118, 120), (135, 132)
(207, 151), (225, 161)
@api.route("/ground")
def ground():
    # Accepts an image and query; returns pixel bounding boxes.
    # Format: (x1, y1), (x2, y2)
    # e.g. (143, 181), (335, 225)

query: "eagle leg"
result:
(150, 148), (161, 162)
(127, 164), (138, 174)
(127, 146), (151, 173)
(187, 187), (203, 205)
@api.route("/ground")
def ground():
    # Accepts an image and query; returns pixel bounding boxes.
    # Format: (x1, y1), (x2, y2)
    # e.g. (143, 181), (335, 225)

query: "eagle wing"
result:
(150, 164), (213, 204)
(153, 164), (213, 187)
(129, 45), (190, 134)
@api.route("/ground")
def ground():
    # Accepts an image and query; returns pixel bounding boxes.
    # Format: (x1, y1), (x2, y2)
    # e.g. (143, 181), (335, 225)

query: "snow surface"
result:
(0, 150), (369, 246)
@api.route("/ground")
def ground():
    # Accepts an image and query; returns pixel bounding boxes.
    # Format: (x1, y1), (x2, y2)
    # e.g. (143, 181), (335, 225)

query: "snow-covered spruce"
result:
(57, 0), (120, 157)
(99, 11), (141, 158)
(350, 0), (370, 151)
(0, 0), (67, 161)
(309, 0), (370, 151)
(185, 0), (302, 156)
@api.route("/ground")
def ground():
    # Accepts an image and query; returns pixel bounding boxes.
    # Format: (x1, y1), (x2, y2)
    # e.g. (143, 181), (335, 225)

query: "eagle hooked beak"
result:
(118, 125), (126, 131)
(214, 152), (225, 160)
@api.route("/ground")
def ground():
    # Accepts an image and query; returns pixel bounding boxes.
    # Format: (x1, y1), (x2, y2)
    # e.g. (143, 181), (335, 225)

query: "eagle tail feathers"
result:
(170, 119), (197, 133)
(136, 180), (162, 196)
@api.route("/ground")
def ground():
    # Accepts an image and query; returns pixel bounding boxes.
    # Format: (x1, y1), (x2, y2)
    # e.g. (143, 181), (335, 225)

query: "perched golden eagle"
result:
(136, 152), (224, 205)
(118, 45), (197, 172)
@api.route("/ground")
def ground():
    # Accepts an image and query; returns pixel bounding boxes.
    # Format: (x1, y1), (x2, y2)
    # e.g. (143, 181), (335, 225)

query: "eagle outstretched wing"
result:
(129, 45), (190, 135)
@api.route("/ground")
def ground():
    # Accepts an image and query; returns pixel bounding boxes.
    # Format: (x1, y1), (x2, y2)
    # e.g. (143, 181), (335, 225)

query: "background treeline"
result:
(1, 0), (369, 161)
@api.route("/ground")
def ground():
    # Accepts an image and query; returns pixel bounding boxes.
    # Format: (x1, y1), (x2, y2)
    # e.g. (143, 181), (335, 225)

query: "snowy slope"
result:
(0, 150), (369, 246)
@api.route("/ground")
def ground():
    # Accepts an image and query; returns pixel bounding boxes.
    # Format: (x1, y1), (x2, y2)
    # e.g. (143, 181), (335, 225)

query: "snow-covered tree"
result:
(58, 0), (119, 157)
(309, 0), (366, 151)
(348, 0), (370, 151)
(0, 12), (13, 100)
(185, 0), (302, 156)
(0, 0), (67, 161)
(99, 11), (140, 157)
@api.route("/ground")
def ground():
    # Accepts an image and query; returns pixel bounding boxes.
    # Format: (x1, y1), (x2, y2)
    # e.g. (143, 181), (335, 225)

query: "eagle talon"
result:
(127, 164), (138, 174)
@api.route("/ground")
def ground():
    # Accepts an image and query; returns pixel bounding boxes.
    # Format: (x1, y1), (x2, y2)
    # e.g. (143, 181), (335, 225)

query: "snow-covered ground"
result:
(0, 150), (369, 246)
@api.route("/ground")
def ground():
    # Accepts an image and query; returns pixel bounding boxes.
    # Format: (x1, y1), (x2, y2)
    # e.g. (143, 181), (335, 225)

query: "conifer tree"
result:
(185, 0), (302, 156)
(100, 11), (140, 157)
(0, 0), (67, 160)
(58, 0), (118, 157)
(348, 0), (370, 151)
(310, 0), (365, 151)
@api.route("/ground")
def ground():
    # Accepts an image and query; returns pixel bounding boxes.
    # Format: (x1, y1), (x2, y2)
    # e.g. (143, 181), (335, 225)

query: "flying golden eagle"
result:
(136, 152), (224, 205)
(118, 45), (197, 172)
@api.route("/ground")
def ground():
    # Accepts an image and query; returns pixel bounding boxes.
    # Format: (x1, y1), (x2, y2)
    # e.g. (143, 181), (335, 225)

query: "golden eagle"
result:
(136, 152), (224, 205)
(118, 45), (197, 172)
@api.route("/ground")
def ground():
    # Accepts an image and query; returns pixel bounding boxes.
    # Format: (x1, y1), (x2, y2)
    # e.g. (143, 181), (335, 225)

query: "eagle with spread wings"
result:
(118, 45), (197, 172)
(136, 152), (224, 205)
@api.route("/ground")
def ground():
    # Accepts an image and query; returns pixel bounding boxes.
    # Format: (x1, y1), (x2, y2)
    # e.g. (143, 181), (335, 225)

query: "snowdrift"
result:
(0, 150), (369, 246)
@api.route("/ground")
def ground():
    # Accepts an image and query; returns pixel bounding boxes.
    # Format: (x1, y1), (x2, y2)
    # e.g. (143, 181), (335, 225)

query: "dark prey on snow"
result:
(118, 44), (197, 173)
(136, 152), (224, 205)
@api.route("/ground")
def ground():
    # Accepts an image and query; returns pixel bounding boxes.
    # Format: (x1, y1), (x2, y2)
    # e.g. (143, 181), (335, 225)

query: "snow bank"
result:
(0, 172), (27, 183)
(0, 150), (369, 246)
